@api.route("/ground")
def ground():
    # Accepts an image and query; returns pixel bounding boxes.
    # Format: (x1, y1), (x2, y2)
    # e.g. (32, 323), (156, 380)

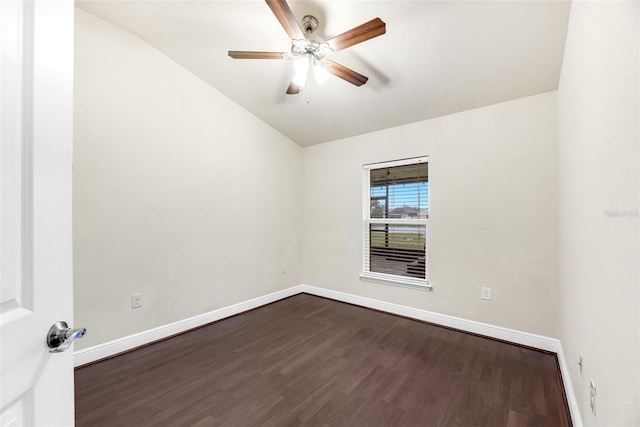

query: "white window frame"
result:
(360, 156), (431, 291)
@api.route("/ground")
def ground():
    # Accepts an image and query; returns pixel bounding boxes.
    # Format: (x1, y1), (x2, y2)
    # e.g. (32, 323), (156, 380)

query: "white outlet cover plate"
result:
(132, 293), (143, 308)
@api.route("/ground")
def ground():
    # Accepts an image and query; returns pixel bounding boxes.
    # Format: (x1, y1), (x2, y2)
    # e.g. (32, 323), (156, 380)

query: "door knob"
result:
(46, 321), (86, 353)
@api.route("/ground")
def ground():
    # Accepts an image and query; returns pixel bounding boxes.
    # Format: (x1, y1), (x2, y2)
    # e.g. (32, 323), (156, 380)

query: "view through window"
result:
(362, 157), (429, 287)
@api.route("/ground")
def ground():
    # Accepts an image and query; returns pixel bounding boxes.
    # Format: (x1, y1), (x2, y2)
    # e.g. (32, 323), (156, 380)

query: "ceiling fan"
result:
(228, 0), (386, 95)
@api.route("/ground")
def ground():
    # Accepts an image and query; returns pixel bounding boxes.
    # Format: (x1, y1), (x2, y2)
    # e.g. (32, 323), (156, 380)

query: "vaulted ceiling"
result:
(76, 1), (571, 147)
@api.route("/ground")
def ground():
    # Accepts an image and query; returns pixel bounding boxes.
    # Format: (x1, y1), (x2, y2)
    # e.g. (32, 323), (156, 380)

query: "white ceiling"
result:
(76, 0), (571, 147)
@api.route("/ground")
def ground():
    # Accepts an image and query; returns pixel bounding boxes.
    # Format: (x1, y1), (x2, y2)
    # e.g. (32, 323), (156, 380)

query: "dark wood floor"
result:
(75, 293), (571, 426)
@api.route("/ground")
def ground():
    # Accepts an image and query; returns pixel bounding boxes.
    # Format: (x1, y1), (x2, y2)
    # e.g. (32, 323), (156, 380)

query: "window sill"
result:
(359, 273), (432, 292)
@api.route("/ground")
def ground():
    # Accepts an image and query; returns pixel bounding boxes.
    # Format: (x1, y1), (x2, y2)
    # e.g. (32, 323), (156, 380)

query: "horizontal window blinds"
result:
(370, 162), (428, 219)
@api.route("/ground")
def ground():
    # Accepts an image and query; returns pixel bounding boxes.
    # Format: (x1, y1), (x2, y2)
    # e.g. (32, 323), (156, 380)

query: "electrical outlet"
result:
(481, 287), (491, 300)
(131, 293), (142, 309)
(590, 379), (596, 416)
(578, 353), (583, 375)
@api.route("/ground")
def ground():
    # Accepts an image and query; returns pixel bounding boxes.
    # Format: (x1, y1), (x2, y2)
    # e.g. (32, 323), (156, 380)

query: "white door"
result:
(1, 0), (76, 426)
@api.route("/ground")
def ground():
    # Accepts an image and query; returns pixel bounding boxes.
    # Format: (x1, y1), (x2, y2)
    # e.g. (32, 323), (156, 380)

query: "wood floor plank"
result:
(75, 293), (571, 426)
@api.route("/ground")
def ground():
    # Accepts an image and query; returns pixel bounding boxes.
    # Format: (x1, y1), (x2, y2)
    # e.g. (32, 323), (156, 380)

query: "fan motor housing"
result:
(302, 15), (318, 35)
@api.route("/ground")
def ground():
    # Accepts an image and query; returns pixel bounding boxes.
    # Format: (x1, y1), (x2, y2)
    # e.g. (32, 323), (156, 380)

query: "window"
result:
(361, 157), (430, 290)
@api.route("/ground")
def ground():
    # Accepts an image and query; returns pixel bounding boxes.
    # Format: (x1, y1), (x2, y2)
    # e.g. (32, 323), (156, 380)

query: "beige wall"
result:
(302, 92), (559, 337)
(73, 10), (303, 349)
(557, 1), (640, 425)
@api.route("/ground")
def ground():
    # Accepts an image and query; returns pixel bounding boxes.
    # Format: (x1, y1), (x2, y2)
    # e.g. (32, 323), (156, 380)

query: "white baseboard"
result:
(299, 284), (560, 351)
(555, 342), (584, 426)
(74, 283), (581, 425)
(73, 286), (302, 367)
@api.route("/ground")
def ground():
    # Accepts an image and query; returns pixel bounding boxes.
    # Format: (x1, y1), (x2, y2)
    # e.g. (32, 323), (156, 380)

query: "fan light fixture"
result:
(286, 34), (334, 89)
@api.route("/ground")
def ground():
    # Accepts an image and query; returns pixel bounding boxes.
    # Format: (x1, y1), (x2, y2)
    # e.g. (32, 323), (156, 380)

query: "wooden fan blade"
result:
(326, 18), (386, 52)
(265, 0), (303, 40)
(286, 81), (301, 95)
(326, 61), (369, 86)
(228, 51), (286, 59)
